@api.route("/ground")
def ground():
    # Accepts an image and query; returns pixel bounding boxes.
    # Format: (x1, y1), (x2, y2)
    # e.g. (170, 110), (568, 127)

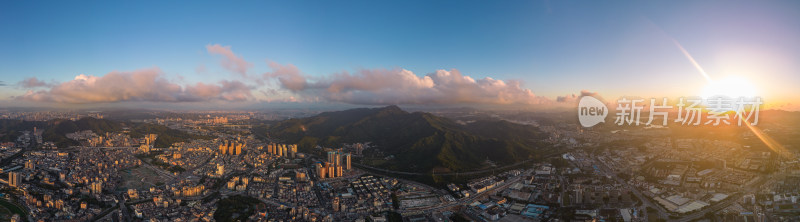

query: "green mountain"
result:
(0, 119), (49, 142)
(128, 123), (214, 148)
(43, 117), (125, 147)
(267, 105), (552, 172)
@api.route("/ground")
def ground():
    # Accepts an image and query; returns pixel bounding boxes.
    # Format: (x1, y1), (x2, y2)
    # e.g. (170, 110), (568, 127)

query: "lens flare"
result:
(739, 112), (793, 159)
(673, 40), (713, 83)
(701, 76), (758, 99)
(674, 39), (787, 159)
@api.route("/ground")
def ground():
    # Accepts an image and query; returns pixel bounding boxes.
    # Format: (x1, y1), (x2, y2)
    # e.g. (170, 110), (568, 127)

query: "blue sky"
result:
(1, 0), (799, 109)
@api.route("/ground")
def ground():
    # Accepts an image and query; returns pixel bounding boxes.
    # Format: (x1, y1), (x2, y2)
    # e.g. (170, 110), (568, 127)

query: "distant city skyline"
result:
(1, 0), (799, 110)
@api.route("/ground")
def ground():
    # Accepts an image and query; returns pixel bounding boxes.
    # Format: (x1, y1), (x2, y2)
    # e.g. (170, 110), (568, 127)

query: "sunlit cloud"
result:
(263, 61), (307, 92)
(16, 68), (253, 103)
(263, 63), (553, 105)
(206, 44), (252, 77)
(184, 80), (253, 102)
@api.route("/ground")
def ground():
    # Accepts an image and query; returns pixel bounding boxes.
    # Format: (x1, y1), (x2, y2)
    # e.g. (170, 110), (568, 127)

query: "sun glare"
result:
(700, 76), (758, 99)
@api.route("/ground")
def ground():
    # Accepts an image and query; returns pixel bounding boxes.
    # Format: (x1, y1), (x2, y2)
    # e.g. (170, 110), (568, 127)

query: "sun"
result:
(701, 76), (758, 99)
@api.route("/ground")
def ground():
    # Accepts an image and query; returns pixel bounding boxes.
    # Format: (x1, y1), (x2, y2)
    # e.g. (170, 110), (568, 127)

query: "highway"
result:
(353, 150), (572, 177)
(353, 160), (534, 176)
(0, 131), (37, 167)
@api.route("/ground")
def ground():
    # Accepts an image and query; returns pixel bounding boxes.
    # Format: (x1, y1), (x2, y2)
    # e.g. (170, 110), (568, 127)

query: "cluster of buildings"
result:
(2, 147), (142, 221)
(344, 142), (367, 156)
(0, 110), (98, 121)
(84, 131), (138, 147)
(2, 109), (799, 221)
(315, 150), (352, 179)
(266, 143), (298, 158)
(218, 139), (246, 155)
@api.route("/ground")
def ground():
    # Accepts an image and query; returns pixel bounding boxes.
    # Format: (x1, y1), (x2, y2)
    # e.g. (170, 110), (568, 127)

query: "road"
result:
(353, 149), (568, 177)
(354, 159), (536, 177)
(117, 193), (131, 222)
(0, 131), (37, 167)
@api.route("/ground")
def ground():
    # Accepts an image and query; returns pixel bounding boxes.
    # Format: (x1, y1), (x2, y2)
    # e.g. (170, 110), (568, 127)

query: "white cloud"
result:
(17, 68), (253, 103)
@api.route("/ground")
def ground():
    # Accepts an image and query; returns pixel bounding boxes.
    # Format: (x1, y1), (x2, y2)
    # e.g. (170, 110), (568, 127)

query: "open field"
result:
(118, 166), (170, 191)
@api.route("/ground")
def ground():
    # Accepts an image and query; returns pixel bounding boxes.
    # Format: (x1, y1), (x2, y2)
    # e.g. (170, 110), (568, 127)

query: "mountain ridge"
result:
(267, 105), (552, 172)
